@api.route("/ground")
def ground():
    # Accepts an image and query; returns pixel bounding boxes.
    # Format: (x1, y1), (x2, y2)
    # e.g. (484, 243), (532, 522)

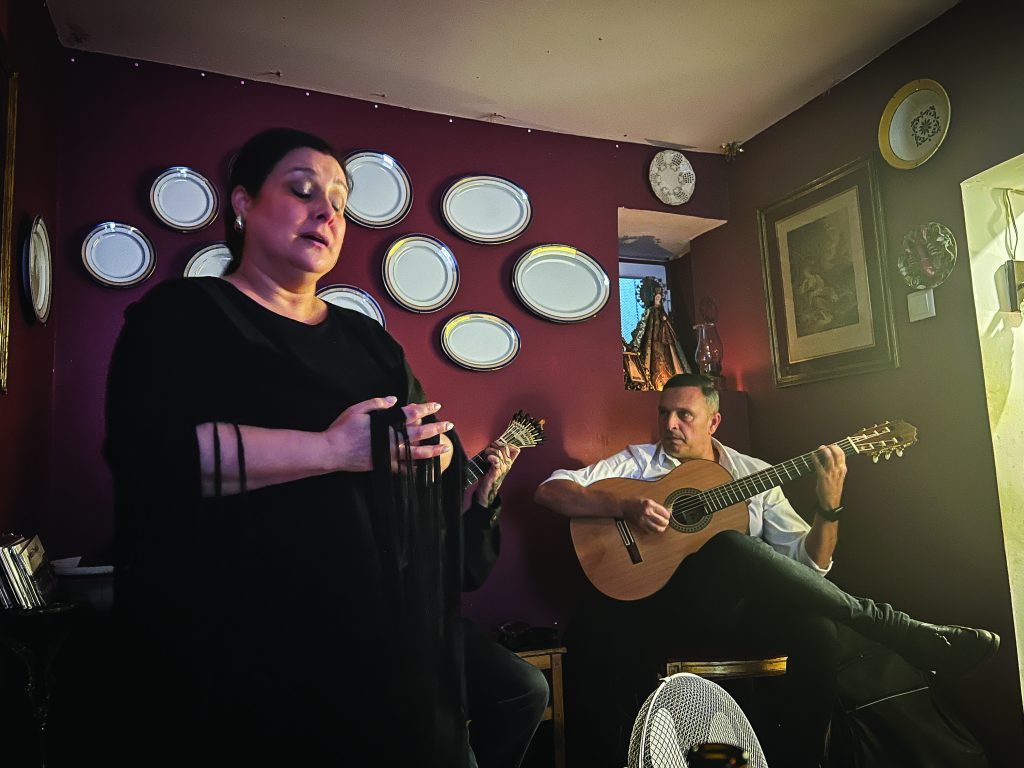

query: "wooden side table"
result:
(516, 646), (566, 768)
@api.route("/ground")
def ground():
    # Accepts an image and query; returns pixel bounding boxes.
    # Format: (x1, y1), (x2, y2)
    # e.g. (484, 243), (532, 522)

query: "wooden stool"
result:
(664, 654), (788, 680)
(516, 646), (566, 768)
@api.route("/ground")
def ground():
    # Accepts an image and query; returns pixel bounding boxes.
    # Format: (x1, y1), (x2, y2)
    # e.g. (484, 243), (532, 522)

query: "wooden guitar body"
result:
(569, 459), (749, 601)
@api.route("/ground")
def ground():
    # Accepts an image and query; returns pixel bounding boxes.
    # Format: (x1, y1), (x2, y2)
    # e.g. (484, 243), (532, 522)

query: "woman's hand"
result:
(474, 441), (520, 508)
(323, 396), (453, 472)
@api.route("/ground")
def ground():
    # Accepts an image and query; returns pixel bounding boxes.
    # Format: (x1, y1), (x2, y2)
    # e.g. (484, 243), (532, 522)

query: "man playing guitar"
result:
(534, 373), (999, 768)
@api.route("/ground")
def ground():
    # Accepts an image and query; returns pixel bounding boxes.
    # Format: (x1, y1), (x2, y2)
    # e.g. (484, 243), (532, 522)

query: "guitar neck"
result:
(464, 452), (490, 490)
(703, 437), (858, 511)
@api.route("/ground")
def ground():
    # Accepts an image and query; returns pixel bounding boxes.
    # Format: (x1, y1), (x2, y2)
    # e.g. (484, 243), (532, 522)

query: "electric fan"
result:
(626, 673), (768, 768)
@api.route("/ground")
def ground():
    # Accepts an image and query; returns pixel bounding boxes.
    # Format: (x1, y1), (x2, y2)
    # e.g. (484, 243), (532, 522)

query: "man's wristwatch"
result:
(817, 505), (844, 522)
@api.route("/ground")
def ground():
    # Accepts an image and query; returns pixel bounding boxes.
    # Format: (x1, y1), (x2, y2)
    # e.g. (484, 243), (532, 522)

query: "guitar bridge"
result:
(615, 519), (643, 565)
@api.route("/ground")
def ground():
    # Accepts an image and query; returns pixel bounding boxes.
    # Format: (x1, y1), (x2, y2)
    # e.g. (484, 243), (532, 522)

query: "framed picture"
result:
(758, 156), (898, 387)
(0, 37), (16, 392)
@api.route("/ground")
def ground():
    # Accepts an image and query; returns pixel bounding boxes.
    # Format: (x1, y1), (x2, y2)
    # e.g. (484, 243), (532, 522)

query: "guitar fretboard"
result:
(698, 437), (857, 513)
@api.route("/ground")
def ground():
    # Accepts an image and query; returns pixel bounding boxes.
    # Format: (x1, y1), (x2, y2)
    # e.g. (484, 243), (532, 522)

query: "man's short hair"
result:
(662, 373), (719, 413)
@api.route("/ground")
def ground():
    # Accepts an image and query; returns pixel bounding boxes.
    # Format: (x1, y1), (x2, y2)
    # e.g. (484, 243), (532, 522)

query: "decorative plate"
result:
(648, 149), (696, 205)
(382, 234), (459, 313)
(316, 283), (386, 327)
(150, 166), (219, 232)
(184, 243), (233, 278)
(441, 312), (521, 371)
(343, 151), (413, 228)
(899, 222), (957, 290)
(512, 244), (610, 323)
(878, 79), (950, 170)
(440, 175), (532, 244)
(21, 216), (52, 323)
(82, 222), (156, 287)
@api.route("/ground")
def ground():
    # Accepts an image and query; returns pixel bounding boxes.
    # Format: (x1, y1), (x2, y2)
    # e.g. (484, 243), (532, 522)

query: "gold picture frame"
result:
(758, 157), (898, 387)
(0, 38), (17, 392)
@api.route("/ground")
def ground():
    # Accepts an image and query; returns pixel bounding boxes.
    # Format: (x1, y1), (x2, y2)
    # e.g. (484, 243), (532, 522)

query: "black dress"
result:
(105, 277), (467, 766)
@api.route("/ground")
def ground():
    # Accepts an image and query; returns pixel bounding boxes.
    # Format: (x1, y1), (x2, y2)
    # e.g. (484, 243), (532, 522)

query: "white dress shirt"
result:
(542, 437), (831, 575)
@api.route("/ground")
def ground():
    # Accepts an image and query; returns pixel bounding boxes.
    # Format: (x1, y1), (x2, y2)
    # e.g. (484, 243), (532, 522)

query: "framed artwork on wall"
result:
(0, 38), (17, 392)
(757, 156), (898, 387)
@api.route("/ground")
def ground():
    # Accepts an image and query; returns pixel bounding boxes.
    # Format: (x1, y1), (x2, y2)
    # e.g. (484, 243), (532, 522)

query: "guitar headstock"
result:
(849, 420), (918, 462)
(498, 410), (546, 449)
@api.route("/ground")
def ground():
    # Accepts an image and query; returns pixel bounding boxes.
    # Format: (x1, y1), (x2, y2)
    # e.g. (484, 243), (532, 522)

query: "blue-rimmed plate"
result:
(382, 234), (459, 313)
(512, 244), (609, 323)
(316, 283), (386, 327)
(343, 151), (413, 228)
(441, 312), (521, 371)
(441, 175), (531, 244)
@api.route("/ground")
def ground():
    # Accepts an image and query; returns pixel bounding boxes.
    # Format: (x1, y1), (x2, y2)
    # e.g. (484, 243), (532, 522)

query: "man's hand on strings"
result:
(810, 443), (846, 514)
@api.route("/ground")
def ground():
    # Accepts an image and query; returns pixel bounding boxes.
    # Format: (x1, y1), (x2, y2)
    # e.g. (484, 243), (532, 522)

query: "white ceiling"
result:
(45, 0), (957, 153)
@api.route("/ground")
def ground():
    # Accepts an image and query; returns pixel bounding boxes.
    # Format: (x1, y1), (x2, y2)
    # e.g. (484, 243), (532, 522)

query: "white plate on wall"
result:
(316, 283), (386, 327)
(184, 243), (233, 278)
(441, 175), (531, 244)
(82, 222), (156, 287)
(648, 150), (696, 205)
(441, 312), (521, 371)
(878, 79), (950, 170)
(512, 244), (609, 323)
(343, 151), (413, 228)
(150, 166), (219, 231)
(382, 234), (459, 313)
(22, 216), (52, 323)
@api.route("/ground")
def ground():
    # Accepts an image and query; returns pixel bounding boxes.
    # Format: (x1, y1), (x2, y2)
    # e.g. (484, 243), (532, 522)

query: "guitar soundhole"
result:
(665, 488), (711, 533)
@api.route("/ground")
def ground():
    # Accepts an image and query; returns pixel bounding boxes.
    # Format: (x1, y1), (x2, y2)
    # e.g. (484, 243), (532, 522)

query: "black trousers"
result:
(464, 618), (550, 768)
(564, 530), (918, 768)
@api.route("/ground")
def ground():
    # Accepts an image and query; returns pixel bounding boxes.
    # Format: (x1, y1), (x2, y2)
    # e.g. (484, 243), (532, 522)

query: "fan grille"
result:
(627, 673), (767, 768)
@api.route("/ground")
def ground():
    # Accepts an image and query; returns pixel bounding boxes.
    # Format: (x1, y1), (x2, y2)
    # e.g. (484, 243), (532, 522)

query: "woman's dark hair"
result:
(223, 127), (345, 273)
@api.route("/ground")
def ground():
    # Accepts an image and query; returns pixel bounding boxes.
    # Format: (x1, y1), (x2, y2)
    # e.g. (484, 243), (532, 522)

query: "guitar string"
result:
(668, 437), (862, 521)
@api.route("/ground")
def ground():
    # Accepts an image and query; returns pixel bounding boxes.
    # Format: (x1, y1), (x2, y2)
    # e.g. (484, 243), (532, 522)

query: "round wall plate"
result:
(878, 79), (950, 170)
(648, 150), (696, 205)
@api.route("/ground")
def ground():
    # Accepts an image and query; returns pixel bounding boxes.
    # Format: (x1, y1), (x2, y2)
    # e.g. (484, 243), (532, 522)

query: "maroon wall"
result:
(0, 0), (61, 534)
(46, 52), (729, 631)
(692, 0), (1024, 757)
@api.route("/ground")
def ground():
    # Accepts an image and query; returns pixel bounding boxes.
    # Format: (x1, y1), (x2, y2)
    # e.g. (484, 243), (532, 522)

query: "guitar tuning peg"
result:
(896, 448), (904, 458)
(884, 451), (892, 460)
(872, 454), (879, 464)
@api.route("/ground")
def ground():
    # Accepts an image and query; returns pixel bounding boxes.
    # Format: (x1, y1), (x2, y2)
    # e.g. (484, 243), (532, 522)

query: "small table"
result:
(516, 646), (566, 768)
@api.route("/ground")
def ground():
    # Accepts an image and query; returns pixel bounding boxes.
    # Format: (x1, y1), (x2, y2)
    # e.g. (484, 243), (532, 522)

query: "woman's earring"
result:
(234, 215), (245, 233)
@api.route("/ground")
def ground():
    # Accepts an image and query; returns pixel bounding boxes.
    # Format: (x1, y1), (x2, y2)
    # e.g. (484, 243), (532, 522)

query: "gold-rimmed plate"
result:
(441, 175), (531, 244)
(82, 222), (156, 287)
(21, 216), (51, 323)
(441, 312), (520, 371)
(316, 283), (386, 327)
(150, 166), (219, 232)
(512, 244), (609, 323)
(343, 151), (413, 229)
(184, 243), (233, 278)
(878, 79), (950, 170)
(382, 234), (459, 313)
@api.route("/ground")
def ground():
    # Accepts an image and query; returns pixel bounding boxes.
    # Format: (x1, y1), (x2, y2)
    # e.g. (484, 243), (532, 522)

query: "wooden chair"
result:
(516, 646), (566, 768)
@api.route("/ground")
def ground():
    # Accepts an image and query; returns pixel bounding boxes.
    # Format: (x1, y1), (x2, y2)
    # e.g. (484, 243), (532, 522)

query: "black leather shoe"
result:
(900, 624), (1000, 675)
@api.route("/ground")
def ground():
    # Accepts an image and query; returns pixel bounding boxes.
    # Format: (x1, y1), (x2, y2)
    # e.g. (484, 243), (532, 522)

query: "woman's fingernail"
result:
(433, 402), (442, 411)
(441, 443), (451, 452)
(445, 422), (454, 430)
(385, 396), (397, 405)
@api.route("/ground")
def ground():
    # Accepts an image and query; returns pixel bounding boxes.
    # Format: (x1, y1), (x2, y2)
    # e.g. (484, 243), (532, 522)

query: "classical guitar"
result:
(463, 410), (545, 490)
(570, 420), (918, 601)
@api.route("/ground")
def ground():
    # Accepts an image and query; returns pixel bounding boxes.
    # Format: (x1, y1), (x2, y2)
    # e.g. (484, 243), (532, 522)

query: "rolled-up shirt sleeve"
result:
(541, 448), (642, 487)
(756, 487), (832, 576)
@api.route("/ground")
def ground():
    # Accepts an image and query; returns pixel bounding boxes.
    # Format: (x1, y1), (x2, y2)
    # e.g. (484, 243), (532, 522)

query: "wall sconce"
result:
(1006, 260), (1024, 313)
